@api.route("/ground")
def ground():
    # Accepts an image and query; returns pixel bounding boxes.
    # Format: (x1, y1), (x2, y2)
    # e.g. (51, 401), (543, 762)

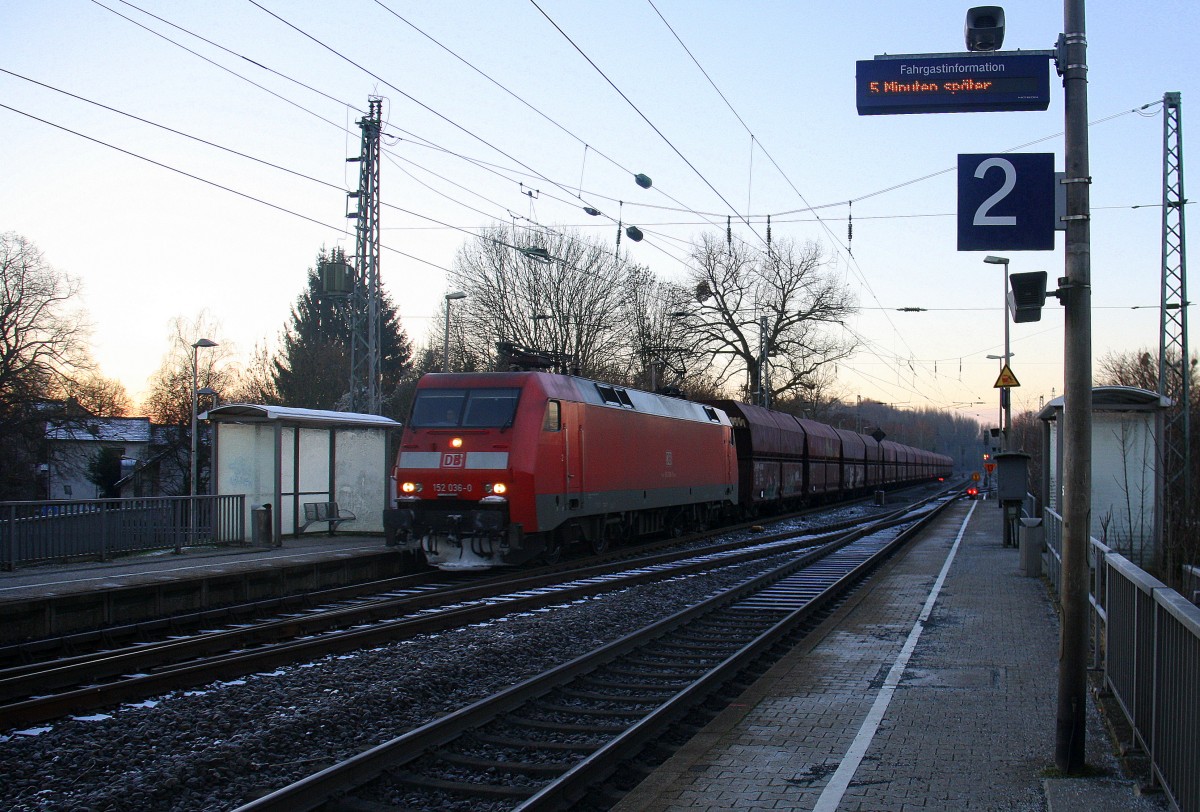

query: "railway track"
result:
(233, 494), (955, 812)
(0, 491), (903, 671)
(0, 495), (944, 728)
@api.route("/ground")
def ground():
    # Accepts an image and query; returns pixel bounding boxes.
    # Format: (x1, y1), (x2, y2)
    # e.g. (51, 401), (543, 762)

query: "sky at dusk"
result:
(2, 0), (1195, 428)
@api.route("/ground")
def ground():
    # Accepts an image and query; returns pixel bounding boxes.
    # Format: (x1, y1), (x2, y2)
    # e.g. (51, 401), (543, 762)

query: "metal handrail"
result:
(1042, 508), (1200, 812)
(1, 495), (246, 570)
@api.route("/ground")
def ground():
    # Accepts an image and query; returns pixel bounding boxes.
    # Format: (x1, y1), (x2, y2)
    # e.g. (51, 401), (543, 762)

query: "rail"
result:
(1043, 508), (1200, 812)
(0, 495), (246, 570)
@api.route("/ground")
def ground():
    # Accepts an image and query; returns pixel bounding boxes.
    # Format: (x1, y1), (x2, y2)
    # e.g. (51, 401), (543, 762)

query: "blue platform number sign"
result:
(957, 153), (1055, 251)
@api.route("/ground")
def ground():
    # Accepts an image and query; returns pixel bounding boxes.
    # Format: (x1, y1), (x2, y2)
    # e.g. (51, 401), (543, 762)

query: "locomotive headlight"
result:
(485, 482), (507, 495)
(450, 437), (463, 449)
(400, 481), (422, 494)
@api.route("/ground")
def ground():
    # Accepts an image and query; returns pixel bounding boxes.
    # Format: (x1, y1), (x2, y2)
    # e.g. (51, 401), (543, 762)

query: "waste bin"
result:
(874, 490), (886, 506)
(1018, 517), (1043, 577)
(251, 504), (273, 546)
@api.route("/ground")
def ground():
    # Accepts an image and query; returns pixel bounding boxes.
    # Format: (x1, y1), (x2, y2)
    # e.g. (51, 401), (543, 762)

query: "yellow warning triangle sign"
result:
(993, 364), (1021, 388)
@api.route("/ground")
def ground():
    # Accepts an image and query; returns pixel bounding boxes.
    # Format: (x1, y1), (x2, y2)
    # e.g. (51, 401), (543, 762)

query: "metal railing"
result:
(1, 495), (246, 570)
(1044, 509), (1200, 812)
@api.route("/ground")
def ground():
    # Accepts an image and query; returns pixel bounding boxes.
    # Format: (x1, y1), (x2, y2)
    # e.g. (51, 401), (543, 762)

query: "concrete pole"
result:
(1056, 0), (1092, 774)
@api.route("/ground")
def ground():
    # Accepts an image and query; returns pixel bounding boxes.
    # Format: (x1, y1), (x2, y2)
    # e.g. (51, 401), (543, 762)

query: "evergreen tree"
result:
(273, 247), (413, 416)
(88, 446), (124, 498)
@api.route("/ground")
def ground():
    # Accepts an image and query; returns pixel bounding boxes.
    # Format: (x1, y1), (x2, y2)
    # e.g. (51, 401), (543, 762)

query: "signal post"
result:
(856, 3), (1092, 773)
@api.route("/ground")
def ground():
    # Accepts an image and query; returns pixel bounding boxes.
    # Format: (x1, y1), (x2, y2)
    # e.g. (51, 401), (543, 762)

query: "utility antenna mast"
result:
(348, 98), (383, 414)
(1158, 91), (1189, 532)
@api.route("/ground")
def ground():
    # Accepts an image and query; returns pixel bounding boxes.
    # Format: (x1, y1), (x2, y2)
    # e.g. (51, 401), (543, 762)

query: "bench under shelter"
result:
(205, 404), (401, 545)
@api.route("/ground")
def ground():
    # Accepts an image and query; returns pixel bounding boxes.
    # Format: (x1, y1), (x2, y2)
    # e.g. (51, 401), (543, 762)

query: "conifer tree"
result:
(273, 247), (413, 416)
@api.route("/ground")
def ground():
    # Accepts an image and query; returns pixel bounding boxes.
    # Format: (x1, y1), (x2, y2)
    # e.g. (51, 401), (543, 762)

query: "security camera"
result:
(965, 6), (1005, 51)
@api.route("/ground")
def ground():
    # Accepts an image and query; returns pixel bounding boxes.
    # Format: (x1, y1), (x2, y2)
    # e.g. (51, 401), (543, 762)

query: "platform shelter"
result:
(204, 405), (401, 545)
(1038, 385), (1170, 568)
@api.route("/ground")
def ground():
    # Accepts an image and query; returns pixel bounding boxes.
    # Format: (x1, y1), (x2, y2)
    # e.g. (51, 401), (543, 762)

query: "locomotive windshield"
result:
(410, 388), (521, 428)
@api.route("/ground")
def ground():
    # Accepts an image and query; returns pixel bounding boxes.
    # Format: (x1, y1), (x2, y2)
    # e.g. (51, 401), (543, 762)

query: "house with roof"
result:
(44, 416), (187, 499)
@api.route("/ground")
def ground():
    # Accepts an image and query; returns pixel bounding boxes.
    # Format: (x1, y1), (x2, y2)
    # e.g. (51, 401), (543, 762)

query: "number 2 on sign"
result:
(972, 158), (1017, 227)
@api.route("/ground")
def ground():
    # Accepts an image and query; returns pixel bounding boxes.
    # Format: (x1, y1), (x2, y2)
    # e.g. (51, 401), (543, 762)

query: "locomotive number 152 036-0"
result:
(433, 482), (472, 494)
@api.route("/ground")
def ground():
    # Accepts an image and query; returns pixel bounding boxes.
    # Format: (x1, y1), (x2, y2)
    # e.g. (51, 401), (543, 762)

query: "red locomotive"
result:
(385, 372), (737, 569)
(385, 372), (953, 570)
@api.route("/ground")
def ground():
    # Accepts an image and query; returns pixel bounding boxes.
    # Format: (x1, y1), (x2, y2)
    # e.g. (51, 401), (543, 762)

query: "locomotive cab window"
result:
(542, 400), (561, 432)
(462, 388), (520, 427)
(410, 388), (521, 428)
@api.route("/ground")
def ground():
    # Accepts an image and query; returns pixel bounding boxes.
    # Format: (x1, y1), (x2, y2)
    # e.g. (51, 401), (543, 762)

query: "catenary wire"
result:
(0, 102), (454, 274)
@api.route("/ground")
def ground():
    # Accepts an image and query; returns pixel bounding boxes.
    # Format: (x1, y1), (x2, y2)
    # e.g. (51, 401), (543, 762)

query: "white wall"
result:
(215, 421), (390, 537)
(1091, 411), (1157, 563)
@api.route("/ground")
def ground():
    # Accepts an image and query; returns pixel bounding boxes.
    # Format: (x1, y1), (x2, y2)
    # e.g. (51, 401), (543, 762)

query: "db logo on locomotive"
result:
(441, 453), (464, 468)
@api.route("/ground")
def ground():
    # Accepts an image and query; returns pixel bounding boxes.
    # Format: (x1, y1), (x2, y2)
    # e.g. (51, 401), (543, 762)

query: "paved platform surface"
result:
(612, 499), (1168, 812)
(0, 535), (391, 607)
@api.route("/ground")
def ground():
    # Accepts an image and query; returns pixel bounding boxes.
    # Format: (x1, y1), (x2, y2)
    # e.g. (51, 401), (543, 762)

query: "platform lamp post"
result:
(188, 338), (218, 551)
(984, 256), (1011, 452)
(986, 351), (1013, 454)
(443, 292), (467, 372)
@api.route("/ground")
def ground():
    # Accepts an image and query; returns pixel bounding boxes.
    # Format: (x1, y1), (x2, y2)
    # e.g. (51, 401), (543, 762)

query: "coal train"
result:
(384, 372), (953, 570)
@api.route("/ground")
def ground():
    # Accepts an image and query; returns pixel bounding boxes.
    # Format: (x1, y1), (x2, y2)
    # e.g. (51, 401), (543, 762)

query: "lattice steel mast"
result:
(1158, 91), (1189, 524)
(347, 99), (383, 414)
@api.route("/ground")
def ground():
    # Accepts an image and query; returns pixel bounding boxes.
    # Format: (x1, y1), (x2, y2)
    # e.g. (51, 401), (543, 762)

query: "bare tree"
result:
(224, 341), (281, 406)
(139, 314), (238, 496)
(681, 232), (857, 404)
(450, 225), (646, 379)
(615, 265), (697, 390)
(1097, 348), (1160, 392)
(59, 372), (132, 417)
(142, 314), (236, 426)
(0, 232), (94, 498)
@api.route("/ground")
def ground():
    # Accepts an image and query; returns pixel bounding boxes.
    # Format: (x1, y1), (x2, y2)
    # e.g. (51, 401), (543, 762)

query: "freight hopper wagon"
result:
(385, 372), (737, 570)
(707, 399), (954, 514)
(704, 400), (842, 512)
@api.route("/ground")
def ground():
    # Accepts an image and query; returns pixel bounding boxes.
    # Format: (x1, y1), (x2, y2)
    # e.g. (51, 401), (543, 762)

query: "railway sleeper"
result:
(539, 690), (660, 709)
(611, 655), (710, 673)
(433, 749), (574, 776)
(690, 613), (776, 630)
(472, 731), (600, 752)
(599, 663), (703, 679)
(533, 700), (649, 718)
(501, 713), (630, 734)
(580, 674), (691, 692)
(656, 640), (743, 654)
(557, 686), (673, 704)
(626, 649), (726, 664)
(384, 770), (536, 799)
(323, 796), (414, 812)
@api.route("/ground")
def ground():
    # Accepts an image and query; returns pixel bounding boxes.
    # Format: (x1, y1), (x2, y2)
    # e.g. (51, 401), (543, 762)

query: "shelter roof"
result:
(1037, 386), (1171, 421)
(203, 403), (401, 429)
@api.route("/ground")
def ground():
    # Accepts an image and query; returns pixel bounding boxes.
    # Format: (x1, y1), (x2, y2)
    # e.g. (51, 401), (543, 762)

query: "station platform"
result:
(612, 499), (1168, 812)
(0, 535), (404, 642)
